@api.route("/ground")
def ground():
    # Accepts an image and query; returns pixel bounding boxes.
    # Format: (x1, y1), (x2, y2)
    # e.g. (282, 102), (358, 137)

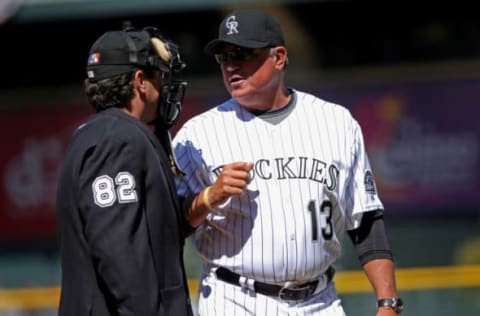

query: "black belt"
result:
(215, 266), (335, 301)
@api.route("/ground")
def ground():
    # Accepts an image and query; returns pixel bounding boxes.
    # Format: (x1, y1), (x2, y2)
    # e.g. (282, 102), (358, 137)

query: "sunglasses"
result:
(214, 47), (259, 64)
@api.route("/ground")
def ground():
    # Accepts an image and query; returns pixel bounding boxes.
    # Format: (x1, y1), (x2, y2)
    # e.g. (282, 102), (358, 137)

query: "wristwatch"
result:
(377, 298), (404, 314)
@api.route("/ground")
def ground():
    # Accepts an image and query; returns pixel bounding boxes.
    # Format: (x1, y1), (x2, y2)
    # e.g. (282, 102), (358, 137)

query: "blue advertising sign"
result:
(314, 78), (480, 215)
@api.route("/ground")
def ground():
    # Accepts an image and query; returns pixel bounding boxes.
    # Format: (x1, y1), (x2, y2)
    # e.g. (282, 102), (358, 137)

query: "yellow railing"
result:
(335, 264), (480, 293)
(1, 265), (480, 310)
(0, 287), (60, 310)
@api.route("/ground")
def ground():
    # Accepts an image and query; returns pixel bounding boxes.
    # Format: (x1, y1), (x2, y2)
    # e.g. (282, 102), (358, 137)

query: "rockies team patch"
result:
(364, 170), (377, 194)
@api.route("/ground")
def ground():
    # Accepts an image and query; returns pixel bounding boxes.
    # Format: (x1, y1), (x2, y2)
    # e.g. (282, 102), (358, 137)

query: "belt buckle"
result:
(278, 281), (313, 301)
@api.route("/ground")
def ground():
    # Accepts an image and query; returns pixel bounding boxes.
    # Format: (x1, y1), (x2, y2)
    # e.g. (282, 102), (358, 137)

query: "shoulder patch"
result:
(364, 170), (377, 194)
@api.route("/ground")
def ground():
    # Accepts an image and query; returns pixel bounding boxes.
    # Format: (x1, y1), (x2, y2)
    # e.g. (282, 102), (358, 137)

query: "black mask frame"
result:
(142, 26), (188, 129)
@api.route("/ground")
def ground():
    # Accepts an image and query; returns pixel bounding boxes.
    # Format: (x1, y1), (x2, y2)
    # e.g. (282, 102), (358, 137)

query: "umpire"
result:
(56, 24), (193, 315)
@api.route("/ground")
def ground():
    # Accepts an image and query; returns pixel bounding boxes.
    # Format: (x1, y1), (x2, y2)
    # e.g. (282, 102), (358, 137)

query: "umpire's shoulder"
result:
(82, 109), (153, 150)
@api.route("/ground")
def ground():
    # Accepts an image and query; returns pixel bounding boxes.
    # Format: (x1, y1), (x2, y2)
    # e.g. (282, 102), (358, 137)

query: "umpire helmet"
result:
(86, 23), (187, 128)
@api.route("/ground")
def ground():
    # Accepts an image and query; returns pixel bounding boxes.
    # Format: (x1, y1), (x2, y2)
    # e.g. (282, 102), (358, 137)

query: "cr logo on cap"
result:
(225, 16), (239, 35)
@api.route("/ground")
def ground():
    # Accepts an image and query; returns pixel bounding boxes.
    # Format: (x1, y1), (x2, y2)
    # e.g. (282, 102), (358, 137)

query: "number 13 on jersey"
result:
(308, 200), (333, 241)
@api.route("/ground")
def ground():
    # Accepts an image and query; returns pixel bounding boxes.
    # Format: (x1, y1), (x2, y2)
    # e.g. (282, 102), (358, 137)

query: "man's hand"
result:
(185, 161), (253, 228)
(208, 161), (254, 207)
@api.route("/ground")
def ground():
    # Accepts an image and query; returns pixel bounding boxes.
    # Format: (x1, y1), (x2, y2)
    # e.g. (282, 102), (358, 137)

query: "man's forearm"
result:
(363, 258), (398, 298)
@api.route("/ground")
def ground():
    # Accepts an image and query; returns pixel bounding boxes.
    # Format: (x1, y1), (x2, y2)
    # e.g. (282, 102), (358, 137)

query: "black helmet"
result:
(86, 22), (187, 128)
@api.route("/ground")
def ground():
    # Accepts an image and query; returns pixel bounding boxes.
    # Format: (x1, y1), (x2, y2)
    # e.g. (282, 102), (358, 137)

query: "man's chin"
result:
(230, 87), (249, 100)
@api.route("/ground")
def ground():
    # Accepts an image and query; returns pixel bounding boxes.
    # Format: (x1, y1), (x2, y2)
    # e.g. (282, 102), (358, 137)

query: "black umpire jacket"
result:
(56, 108), (193, 316)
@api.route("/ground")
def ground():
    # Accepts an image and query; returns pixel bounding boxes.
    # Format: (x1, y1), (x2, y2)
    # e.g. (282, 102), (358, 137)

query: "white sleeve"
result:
(345, 119), (384, 230)
(172, 123), (213, 200)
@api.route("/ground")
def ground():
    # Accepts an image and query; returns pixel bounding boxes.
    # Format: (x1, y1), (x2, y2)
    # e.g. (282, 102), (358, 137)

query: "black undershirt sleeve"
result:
(347, 209), (393, 265)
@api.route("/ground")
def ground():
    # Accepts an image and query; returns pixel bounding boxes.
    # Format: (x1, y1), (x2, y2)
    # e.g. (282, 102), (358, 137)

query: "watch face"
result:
(395, 298), (405, 313)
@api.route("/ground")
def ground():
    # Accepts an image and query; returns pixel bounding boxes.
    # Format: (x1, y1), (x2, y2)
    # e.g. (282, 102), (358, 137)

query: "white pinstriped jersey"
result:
(173, 89), (383, 284)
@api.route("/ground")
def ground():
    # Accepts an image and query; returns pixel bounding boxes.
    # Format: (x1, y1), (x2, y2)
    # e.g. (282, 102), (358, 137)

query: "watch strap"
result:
(377, 298), (404, 313)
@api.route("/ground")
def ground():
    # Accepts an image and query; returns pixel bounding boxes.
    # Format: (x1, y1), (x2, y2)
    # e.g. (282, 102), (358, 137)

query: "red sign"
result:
(0, 105), (92, 240)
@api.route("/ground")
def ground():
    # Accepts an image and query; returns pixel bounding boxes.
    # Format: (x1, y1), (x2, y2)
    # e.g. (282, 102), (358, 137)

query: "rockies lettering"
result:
(212, 157), (339, 190)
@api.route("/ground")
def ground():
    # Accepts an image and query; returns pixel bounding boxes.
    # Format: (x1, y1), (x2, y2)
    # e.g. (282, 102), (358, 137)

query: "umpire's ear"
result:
(133, 69), (148, 94)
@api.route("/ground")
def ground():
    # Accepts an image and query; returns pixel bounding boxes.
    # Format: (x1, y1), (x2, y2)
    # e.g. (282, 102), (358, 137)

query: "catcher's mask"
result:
(142, 25), (187, 129)
(86, 22), (187, 129)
